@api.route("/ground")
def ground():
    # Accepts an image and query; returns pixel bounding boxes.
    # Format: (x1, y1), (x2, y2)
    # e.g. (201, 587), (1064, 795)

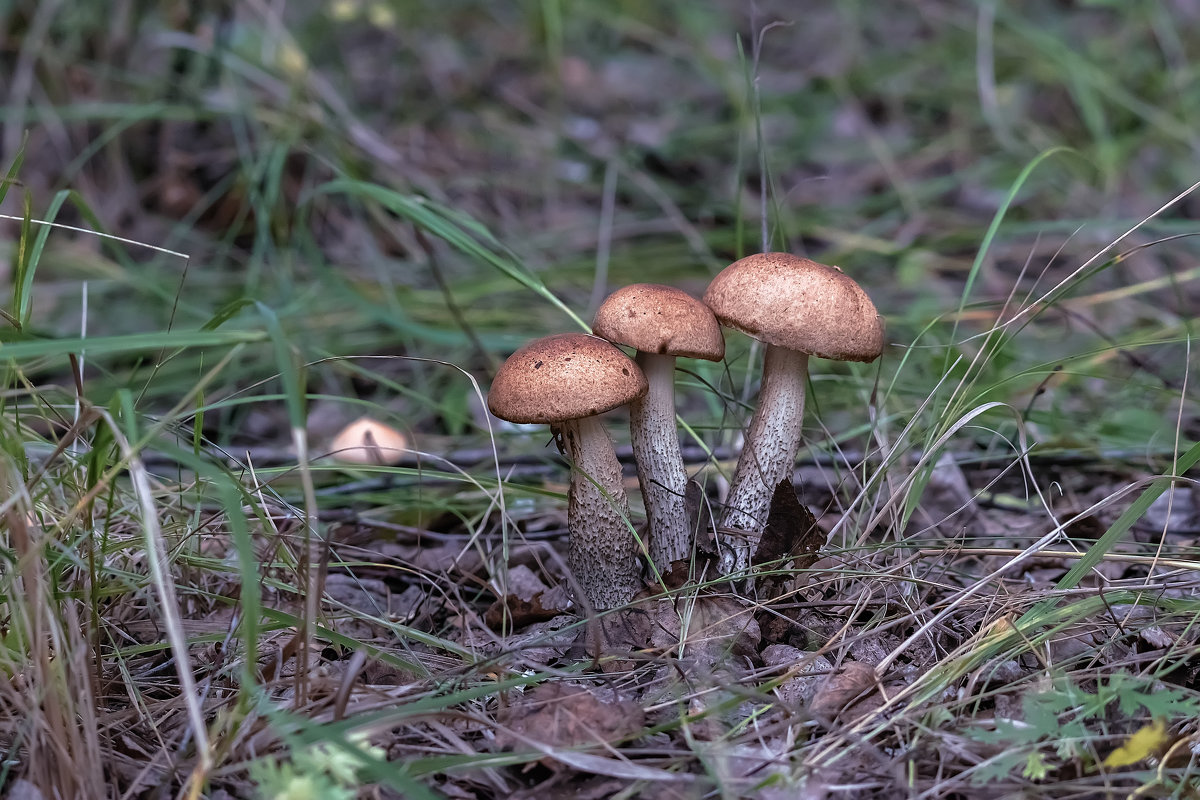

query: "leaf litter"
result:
(264, 452), (1198, 798)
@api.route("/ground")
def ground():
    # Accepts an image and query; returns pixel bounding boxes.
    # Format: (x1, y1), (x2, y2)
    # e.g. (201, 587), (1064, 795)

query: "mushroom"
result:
(330, 416), (410, 465)
(591, 284), (724, 570)
(488, 333), (649, 609)
(703, 253), (884, 574)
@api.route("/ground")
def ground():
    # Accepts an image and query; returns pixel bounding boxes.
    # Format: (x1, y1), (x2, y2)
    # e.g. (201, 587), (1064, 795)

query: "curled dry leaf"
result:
(485, 591), (569, 631)
(809, 661), (877, 720)
(761, 644), (833, 708)
(324, 573), (391, 615)
(754, 478), (823, 600)
(917, 451), (981, 537)
(699, 738), (797, 800)
(648, 595), (761, 672)
(574, 606), (655, 673)
(501, 615), (579, 668)
(485, 564), (568, 630)
(1139, 625), (1175, 649)
(496, 682), (645, 752)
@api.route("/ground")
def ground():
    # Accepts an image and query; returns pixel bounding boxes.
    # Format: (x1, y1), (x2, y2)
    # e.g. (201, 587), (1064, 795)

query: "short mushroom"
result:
(704, 253), (884, 574)
(488, 333), (649, 609)
(592, 284), (724, 570)
(330, 416), (410, 465)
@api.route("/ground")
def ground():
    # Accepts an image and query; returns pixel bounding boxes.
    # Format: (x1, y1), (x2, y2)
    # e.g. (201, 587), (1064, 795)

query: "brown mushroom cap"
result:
(704, 253), (884, 362)
(591, 284), (725, 361)
(488, 333), (648, 424)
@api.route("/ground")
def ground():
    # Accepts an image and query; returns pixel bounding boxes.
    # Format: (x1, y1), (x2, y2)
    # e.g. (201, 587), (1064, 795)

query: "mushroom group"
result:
(489, 252), (883, 608)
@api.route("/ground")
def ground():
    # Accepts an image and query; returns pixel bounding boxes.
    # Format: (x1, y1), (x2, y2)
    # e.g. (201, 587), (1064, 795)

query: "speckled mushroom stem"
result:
(629, 352), (690, 570)
(557, 415), (642, 609)
(717, 345), (809, 574)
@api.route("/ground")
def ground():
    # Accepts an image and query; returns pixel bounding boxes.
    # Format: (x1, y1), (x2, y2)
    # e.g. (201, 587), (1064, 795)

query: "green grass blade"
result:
(0, 329), (266, 360)
(1017, 439), (1200, 629)
(0, 138), (26, 207)
(315, 178), (587, 330)
(948, 146), (1075, 345)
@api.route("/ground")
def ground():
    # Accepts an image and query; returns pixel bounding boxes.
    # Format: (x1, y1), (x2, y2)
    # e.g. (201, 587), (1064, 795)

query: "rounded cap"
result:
(330, 417), (409, 465)
(704, 253), (884, 362)
(592, 284), (725, 361)
(488, 333), (648, 424)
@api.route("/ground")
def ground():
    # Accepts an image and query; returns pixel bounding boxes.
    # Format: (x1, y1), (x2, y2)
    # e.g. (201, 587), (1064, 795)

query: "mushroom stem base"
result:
(559, 416), (641, 609)
(718, 345), (808, 574)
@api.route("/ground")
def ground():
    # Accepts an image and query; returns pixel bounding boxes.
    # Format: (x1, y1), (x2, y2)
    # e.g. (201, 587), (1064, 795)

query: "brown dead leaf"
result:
(698, 738), (799, 800)
(572, 606), (654, 673)
(762, 644), (833, 708)
(496, 682), (645, 752)
(916, 451), (980, 538)
(656, 558), (694, 590)
(324, 573), (390, 615)
(485, 564), (567, 630)
(1047, 630), (1098, 663)
(486, 591), (567, 631)
(503, 614), (579, 667)
(1139, 625), (1175, 649)
(754, 479), (823, 600)
(648, 595), (760, 672)
(809, 661), (877, 720)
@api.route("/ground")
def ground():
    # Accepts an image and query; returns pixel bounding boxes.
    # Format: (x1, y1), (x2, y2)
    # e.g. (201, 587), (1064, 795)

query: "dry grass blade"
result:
(0, 477), (105, 799)
(116, 433), (213, 791)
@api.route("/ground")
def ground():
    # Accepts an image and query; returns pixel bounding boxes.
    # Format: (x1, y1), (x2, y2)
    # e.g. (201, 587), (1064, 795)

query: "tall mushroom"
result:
(704, 253), (884, 574)
(488, 333), (649, 609)
(592, 284), (724, 570)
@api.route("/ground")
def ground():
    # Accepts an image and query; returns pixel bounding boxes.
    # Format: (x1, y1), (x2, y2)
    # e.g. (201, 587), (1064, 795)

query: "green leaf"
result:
(313, 179), (587, 331)
(1023, 750), (1050, 781)
(0, 329), (266, 360)
(1019, 439), (1200, 627)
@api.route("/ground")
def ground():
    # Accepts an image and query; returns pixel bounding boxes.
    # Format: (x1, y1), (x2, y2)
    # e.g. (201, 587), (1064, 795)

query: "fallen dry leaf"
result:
(761, 644), (833, 708)
(809, 661), (877, 719)
(485, 591), (568, 631)
(648, 594), (760, 671)
(754, 478), (823, 566)
(1139, 625), (1175, 649)
(496, 682), (645, 752)
(485, 564), (567, 630)
(916, 451), (981, 538)
(573, 606), (654, 673)
(1103, 719), (1170, 768)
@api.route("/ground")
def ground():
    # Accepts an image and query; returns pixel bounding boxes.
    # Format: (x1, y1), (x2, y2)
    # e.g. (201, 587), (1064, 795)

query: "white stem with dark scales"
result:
(558, 415), (641, 609)
(629, 352), (690, 570)
(717, 345), (809, 574)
